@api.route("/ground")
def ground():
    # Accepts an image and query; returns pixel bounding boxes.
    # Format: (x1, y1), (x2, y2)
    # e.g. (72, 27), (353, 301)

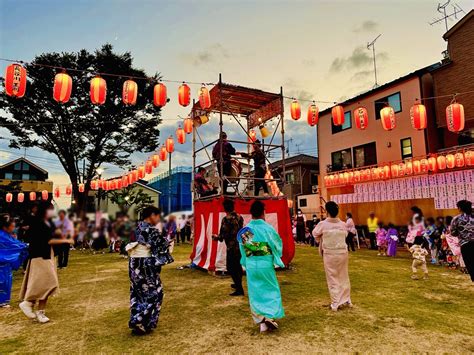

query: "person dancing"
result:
(238, 201), (285, 333)
(127, 206), (173, 335)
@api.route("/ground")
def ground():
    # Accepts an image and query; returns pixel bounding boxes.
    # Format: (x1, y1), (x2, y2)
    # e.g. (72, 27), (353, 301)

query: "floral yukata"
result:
(129, 221), (173, 333)
(238, 219), (285, 324)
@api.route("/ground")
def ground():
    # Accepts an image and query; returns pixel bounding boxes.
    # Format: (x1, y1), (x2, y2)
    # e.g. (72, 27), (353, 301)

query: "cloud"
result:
(181, 43), (229, 66)
(351, 70), (373, 81)
(330, 46), (388, 73)
(353, 20), (379, 33)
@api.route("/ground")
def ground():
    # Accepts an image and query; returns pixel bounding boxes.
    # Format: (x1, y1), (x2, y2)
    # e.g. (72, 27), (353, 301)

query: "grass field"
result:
(1, 244), (473, 353)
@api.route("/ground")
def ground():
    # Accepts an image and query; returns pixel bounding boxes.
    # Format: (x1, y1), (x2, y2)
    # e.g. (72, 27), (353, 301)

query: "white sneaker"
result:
(259, 322), (269, 333)
(35, 310), (50, 323)
(19, 301), (36, 319)
(330, 304), (338, 312)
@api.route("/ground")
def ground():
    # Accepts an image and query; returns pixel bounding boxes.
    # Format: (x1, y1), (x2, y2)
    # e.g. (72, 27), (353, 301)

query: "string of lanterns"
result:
(324, 149), (473, 187)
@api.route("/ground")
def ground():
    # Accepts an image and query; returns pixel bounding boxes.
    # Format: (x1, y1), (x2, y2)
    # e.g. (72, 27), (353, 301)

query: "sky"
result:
(0, 0), (472, 208)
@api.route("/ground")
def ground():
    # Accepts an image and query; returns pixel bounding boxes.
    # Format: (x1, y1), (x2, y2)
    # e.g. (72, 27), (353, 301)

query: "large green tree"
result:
(0, 44), (162, 214)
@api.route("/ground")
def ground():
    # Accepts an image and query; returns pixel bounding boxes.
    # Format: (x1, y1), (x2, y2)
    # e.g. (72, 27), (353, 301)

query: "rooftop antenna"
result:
(295, 142), (302, 154)
(430, 1), (464, 32)
(285, 138), (293, 157)
(367, 34), (382, 89)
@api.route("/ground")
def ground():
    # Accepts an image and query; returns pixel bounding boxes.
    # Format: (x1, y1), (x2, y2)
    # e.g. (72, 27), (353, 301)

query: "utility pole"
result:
(367, 34), (382, 89)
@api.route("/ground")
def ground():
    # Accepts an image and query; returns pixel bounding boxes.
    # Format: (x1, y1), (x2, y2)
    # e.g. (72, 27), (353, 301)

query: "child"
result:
(423, 217), (440, 264)
(375, 222), (387, 256)
(386, 224), (398, 257)
(409, 236), (429, 280)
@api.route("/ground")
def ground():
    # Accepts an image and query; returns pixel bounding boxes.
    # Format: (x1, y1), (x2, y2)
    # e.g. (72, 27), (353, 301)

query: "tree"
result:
(0, 44), (162, 215)
(107, 185), (154, 217)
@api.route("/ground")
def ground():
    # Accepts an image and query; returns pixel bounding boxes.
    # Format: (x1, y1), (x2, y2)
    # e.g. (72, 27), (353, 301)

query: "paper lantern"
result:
(178, 83), (191, 107)
(16, 192), (24, 203)
(413, 160), (421, 174)
(176, 127), (186, 144)
(454, 152), (465, 168)
(54, 187), (60, 199)
(145, 160), (153, 174)
(446, 154), (455, 169)
(29, 191), (36, 201)
(152, 154), (160, 168)
(353, 107), (369, 130)
(248, 129), (257, 143)
(53, 72), (73, 103)
(90, 76), (107, 105)
(259, 125), (270, 138)
(153, 83), (167, 107)
(122, 80), (137, 105)
(122, 175), (129, 188)
(380, 106), (396, 131)
(91, 180), (99, 190)
(348, 171), (354, 184)
(420, 159), (429, 173)
(41, 190), (49, 200)
(331, 105), (345, 126)
(398, 163), (406, 176)
(117, 179), (123, 189)
(324, 176), (330, 186)
(437, 155), (447, 170)
(138, 165), (145, 179)
(183, 118), (193, 134)
(465, 151), (474, 166)
(446, 103), (465, 132)
(405, 161), (413, 175)
(354, 170), (361, 182)
(410, 103), (427, 130)
(428, 157), (437, 172)
(391, 164), (400, 178)
(307, 103), (319, 126)
(290, 99), (301, 120)
(5, 64), (27, 98)
(78, 183), (85, 193)
(343, 172), (349, 184)
(166, 136), (175, 153)
(199, 85), (211, 109)
(5, 193), (13, 203)
(65, 185), (72, 196)
(159, 146), (167, 161)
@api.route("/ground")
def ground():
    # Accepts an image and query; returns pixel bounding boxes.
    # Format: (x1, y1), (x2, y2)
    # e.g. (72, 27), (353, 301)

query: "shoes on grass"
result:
(35, 310), (50, 323)
(264, 318), (278, 330)
(19, 301), (36, 319)
(230, 284), (237, 289)
(229, 290), (244, 296)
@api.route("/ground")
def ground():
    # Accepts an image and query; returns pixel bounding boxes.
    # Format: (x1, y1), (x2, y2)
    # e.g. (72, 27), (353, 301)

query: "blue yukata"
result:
(238, 219), (285, 323)
(0, 230), (28, 306)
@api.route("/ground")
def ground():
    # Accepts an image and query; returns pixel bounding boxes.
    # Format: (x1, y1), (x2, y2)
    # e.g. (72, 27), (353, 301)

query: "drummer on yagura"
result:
(212, 132), (236, 194)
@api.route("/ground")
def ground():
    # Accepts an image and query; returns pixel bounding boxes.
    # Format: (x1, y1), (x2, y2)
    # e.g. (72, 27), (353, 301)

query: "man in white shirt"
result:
(345, 212), (356, 252)
(55, 210), (74, 268)
(177, 215), (187, 244)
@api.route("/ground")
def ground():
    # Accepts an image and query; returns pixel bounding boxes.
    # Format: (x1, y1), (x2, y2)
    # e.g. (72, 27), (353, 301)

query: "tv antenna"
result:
(429, 1), (464, 32)
(285, 138), (293, 156)
(367, 34), (382, 89)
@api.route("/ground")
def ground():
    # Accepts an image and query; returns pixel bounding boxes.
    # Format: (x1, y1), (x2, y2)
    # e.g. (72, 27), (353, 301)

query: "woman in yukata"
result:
(238, 200), (285, 333)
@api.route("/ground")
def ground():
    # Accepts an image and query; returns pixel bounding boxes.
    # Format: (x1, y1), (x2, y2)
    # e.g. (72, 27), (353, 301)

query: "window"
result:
(310, 171), (318, 186)
(14, 162), (22, 170)
(299, 198), (307, 208)
(285, 171), (295, 184)
(5, 173), (13, 179)
(22, 173), (30, 180)
(22, 162), (29, 171)
(400, 138), (413, 159)
(331, 111), (352, 134)
(375, 92), (402, 119)
(353, 142), (377, 168)
(331, 148), (352, 172)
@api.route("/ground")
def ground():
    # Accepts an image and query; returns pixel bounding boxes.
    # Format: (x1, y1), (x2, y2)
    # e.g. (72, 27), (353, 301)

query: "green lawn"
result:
(1, 245), (473, 353)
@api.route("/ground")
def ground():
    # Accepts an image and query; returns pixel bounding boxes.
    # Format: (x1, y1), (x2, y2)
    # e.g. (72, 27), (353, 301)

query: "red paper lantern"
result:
(176, 127), (186, 144)
(17, 193), (24, 203)
(446, 103), (465, 132)
(65, 185), (72, 196)
(178, 83), (191, 107)
(353, 107), (369, 130)
(343, 172), (349, 184)
(41, 190), (49, 200)
(248, 129), (257, 143)
(391, 164), (400, 178)
(199, 85), (211, 109)
(446, 154), (455, 169)
(152, 154), (160, 168)
(91, 180), (99, 190)
(90, 76), (107, 105)
(465, 150), (474, 166)
(290, 99), (301, 120)
(5, 64), (27, 98)
(348, 172), (354, 184)
(53, 72), (73, 103)
(53, 187), (60, 199)
(420, 159), (429, 173)
(454, 152), (465, 167)
(183, 118), (193, 134)
(437, 156), (447, 170)
(410, 103), (427, 130)
(380, 106), (396, 131)
(122, 175), (129, 188)
(354, 170), (361, 182)
(398, 163), (406, 176)
(122, 80), (138, 105)
(428, 157), (437, 172)
(138, 165), (145, 179)
(405, 161), (413, 175)
(5, 193), (13, 203)
(307, 103), (319, 126)
(413, 160), (421, 174)
(159, 146), (168, 161)
(166, 136), (175, 153)
(145, 160), (153, 174)
(29, 191), (36, 201)
(78, 183), (85, 193)
(324, 176), (330, 186)
(153, 83), (167, 107)
(117, 179), (123, 189)
(331, 105), (344, 126)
